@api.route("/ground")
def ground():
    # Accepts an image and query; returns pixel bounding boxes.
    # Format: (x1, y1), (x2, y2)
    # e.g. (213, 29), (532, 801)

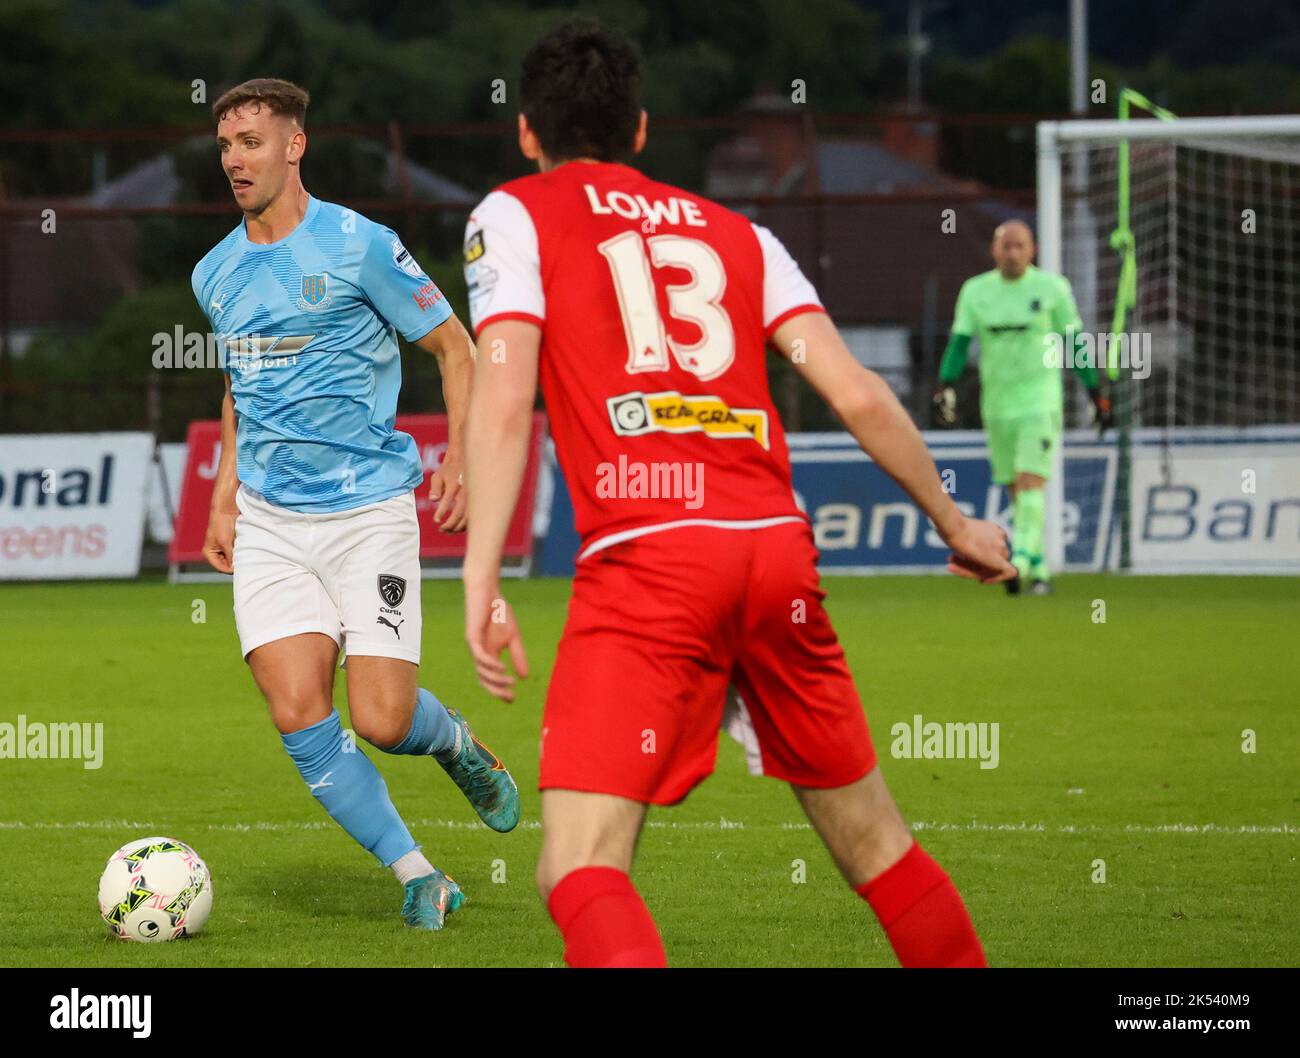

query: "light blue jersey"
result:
(192, 196), (452, 512)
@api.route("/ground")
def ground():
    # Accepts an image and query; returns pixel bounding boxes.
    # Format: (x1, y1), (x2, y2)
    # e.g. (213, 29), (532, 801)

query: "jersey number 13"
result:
(598, 231), (736, 381)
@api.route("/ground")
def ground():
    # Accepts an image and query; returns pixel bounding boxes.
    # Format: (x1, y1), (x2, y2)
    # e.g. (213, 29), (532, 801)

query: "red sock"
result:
(547, 866), (667, 968)
(857, 842), (986, 967)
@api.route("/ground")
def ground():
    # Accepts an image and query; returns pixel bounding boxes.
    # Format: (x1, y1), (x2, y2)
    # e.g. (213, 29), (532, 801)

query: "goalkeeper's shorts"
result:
(985, 411), (1062, 485)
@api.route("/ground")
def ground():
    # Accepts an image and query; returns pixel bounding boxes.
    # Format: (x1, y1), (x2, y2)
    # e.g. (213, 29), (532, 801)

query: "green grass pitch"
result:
(0, 574), (1296, 967)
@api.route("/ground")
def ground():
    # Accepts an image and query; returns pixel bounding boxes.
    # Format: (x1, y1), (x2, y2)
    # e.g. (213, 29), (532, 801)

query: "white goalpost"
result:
(1037, 113), (1300, 574)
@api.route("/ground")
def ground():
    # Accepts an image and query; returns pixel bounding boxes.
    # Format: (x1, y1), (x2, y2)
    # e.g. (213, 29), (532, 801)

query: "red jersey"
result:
(464, 161), (824, 560)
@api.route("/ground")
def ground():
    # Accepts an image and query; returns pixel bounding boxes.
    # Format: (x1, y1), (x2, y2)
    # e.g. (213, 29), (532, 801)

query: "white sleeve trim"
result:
(464, 190), (544, 331)
(752, 223), (822, 330)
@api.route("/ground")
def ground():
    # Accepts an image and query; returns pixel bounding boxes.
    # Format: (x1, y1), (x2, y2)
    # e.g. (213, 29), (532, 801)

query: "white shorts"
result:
(232, 485), (422, 665)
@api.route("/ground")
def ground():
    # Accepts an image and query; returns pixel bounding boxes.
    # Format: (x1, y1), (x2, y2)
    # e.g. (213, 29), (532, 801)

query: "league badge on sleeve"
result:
(464, 229), (498, 315)
(391, 237), (428, 279)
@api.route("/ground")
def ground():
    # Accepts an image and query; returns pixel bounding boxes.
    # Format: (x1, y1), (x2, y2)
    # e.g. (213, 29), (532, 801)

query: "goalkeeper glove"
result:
(1087, 387), (1113, 435)
(931, 385), (958, 429)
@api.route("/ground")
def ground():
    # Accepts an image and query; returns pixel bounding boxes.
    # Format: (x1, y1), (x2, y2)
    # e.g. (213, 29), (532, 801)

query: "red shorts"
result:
(539, 521), (877, 805)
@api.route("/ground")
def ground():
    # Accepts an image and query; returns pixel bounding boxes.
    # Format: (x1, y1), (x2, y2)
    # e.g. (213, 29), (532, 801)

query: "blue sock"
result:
(281, 709), (416, 867)
(385, 688), (457, 758)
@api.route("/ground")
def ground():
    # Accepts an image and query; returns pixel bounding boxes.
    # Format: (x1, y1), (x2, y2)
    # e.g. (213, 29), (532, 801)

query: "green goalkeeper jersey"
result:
(946, 265), (1083, 421)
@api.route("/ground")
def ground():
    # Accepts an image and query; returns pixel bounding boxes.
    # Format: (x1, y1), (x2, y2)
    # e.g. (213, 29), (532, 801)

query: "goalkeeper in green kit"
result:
(932, 220), (1110, 595)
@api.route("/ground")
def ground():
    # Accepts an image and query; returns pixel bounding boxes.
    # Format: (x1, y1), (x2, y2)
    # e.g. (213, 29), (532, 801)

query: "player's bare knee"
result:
(268, 693), (332, 736)
(1015, 472), (1045, 492)
(344, 659), (418, 748)
(348, 705), (409, 750)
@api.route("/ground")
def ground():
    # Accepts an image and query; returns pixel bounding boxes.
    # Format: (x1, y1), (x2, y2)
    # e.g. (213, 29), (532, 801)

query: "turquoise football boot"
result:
(401, 869), (465, 930)
(436, 708), (521, 833)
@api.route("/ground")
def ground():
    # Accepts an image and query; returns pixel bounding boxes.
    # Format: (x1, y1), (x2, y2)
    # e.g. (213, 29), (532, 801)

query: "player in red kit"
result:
(462, 20), (1015, 968)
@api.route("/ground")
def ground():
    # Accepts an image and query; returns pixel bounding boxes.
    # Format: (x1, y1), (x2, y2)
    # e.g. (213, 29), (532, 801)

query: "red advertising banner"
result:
(168, 420), (222, 566)
(168, 414), (547, 567)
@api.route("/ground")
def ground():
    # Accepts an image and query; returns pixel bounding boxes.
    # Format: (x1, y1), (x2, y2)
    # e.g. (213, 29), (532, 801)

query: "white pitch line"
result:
(912, 821), (1300, 835)
(0, 819), (1295, 835)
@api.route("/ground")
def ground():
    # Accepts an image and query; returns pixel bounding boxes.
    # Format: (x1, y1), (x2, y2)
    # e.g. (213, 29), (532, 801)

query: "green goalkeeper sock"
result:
(1012, 487), (1046, 577)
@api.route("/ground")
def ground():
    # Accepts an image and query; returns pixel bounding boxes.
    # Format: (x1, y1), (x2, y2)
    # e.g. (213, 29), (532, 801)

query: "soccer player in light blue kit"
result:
(194, 79), (518, 930)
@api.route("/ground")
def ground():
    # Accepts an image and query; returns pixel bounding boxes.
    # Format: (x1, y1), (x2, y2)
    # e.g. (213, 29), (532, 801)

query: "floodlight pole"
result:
(1070, 0), (1088, 114)
(907, 1), (924, 113)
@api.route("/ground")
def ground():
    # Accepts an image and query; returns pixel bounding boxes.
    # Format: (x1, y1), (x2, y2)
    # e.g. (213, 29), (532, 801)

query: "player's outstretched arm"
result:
(202, 373), (240, 575)
(462, 319), (538, 700)
(415, 313), (476, 533)
(774, 311), (1015, 583)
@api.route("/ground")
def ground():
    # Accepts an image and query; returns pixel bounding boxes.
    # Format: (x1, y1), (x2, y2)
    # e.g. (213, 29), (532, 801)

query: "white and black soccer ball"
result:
(97, 836), (213, 942)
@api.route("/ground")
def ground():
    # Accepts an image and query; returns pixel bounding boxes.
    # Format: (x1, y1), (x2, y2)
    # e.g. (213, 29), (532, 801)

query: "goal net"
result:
(1037, 113), (1300, 573)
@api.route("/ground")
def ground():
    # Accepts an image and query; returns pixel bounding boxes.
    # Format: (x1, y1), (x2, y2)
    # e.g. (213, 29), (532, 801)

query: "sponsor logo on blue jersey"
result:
(190, 197), (453, 513)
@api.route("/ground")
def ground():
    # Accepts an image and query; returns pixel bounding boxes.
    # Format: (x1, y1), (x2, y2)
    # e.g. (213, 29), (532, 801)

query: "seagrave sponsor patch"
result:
(606, 390), (769, 449)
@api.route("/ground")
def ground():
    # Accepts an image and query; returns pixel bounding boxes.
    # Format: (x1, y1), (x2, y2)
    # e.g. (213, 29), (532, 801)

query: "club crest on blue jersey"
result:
(299, 272), (332, 310)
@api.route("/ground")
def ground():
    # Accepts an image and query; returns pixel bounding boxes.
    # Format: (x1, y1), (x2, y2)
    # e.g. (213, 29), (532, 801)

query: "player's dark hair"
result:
(213, 78), (310, 127)
(519, 19), (643, 164)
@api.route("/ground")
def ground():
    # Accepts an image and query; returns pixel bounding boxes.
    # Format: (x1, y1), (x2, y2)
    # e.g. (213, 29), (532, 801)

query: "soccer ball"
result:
(97, 836), (213, 942)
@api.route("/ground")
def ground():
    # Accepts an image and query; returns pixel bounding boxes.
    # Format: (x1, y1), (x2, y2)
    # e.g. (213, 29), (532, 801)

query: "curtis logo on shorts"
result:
(377, 574), (407, 608)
